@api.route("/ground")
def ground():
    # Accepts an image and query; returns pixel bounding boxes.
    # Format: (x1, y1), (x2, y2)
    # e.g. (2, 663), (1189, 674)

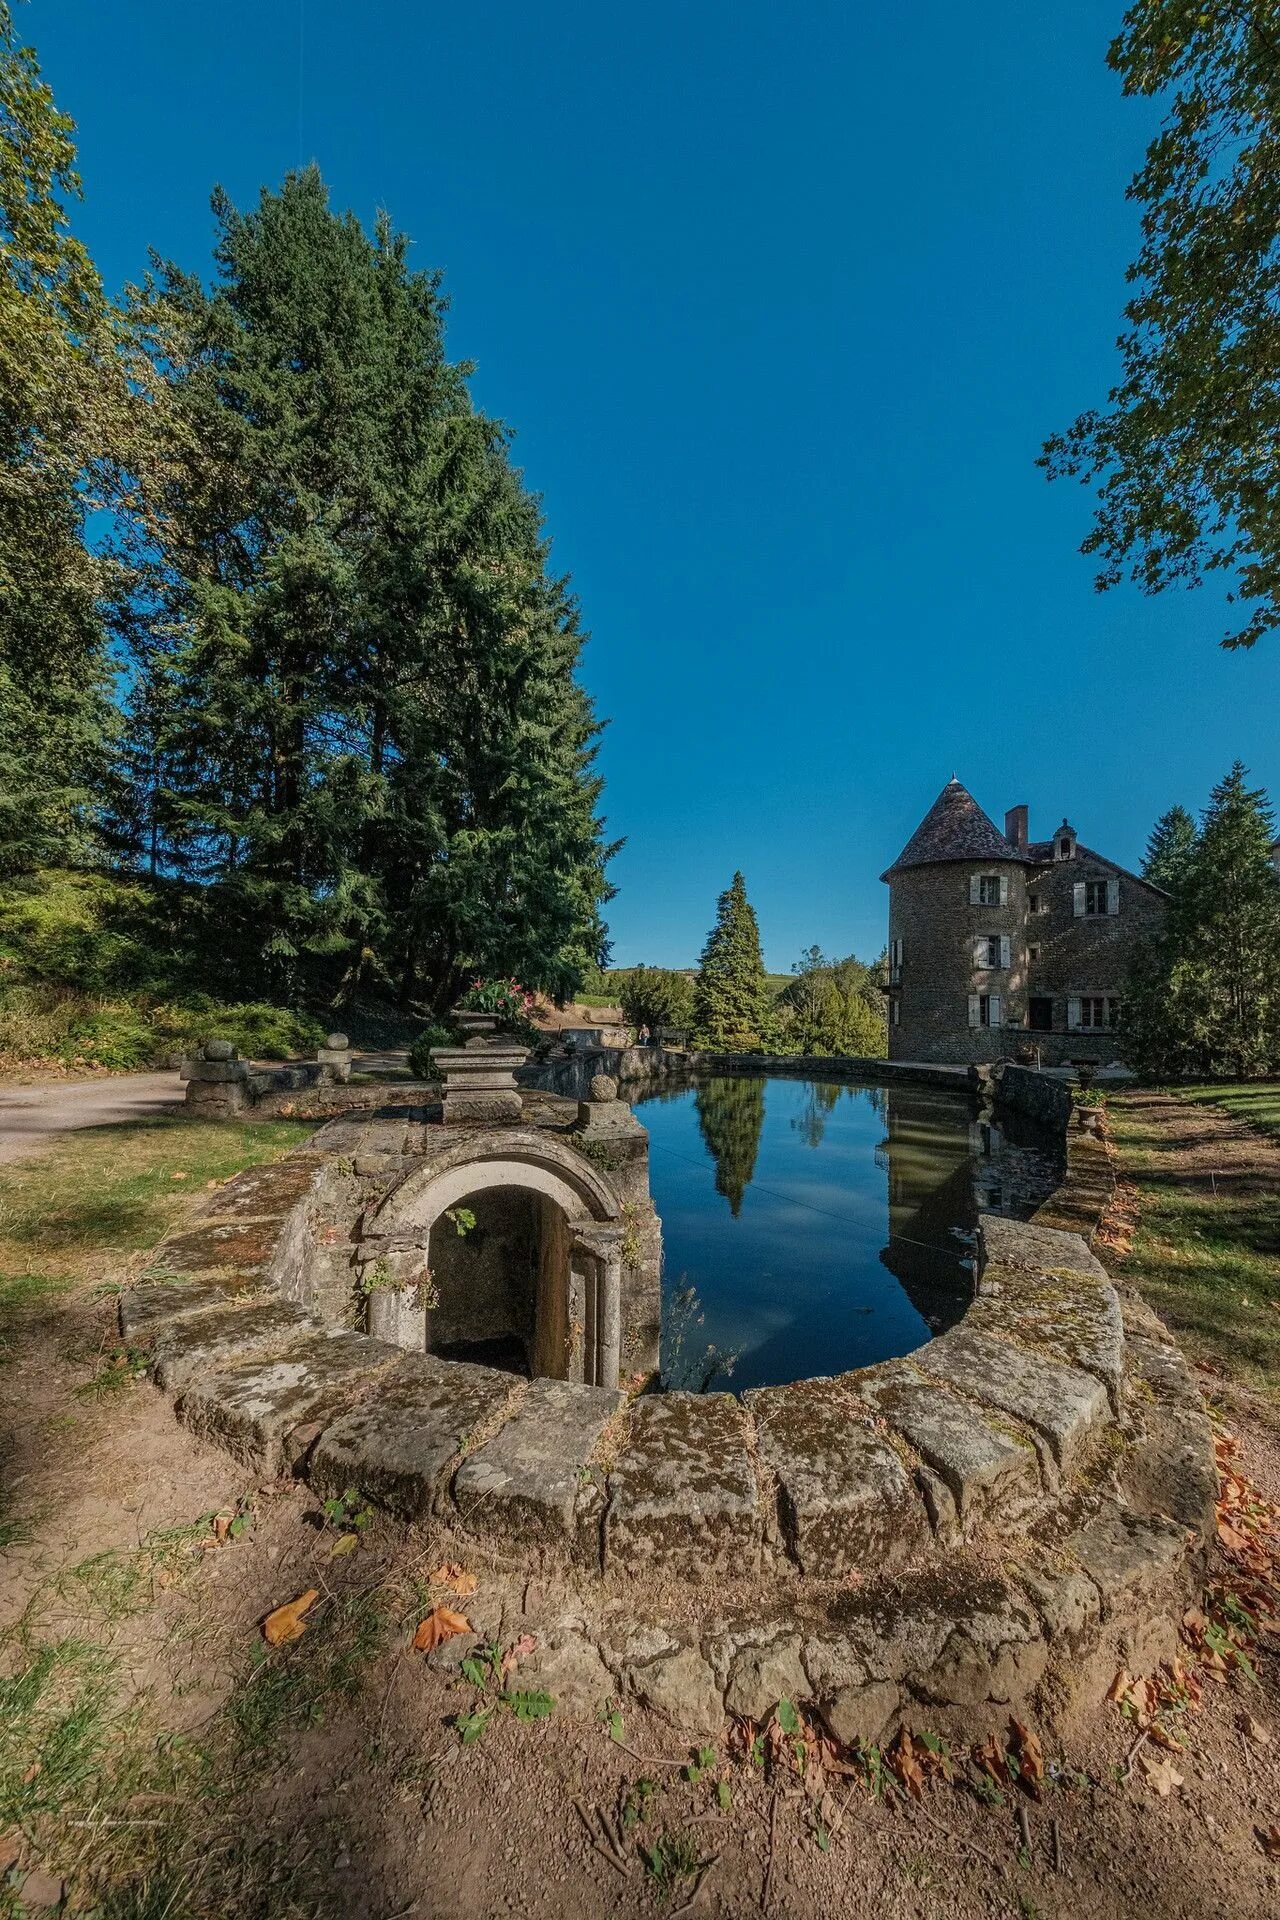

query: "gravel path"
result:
(0, 1070), (184, 1164)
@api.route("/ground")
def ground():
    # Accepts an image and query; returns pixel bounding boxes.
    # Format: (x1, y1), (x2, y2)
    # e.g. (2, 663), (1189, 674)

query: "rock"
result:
(309, 1352), (519, 1522)
(120, 1275), (257, 1343)
(627, 1645), (723, 1734)
(521, 1623), (614, 1715)
(176, 1328), (402, 1474)
(745, 1378), (930, 1576)
(326, 1032), (350, 1051)
(201, 1155), (327, 1220)
(968, 1262), (1124, 1408)
(1064, 1499), (1192, 1617)
(154, 1217), (289, 1282)
(915, 1327), (1108, 1478)
(851, 1362), (1043, 1534)
(16, 1869), (64, 1910)
(605, 1394), (760, 1576)
(454, 1378), (623, 1546)
(589, 1074), (618, 1103)
(978, 1216), (1106, 1278)
(1016, 1562), (1102, 1648)
(820, 1679), (900, 1750)
(203, 1037), (236, 1062)
(151, 1298), (315, 1390)
(722, 1634), (808, 1721)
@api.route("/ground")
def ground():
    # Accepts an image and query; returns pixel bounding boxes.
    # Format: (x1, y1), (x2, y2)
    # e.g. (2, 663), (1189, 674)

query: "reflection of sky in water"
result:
(633, 1076), (1057, 1395)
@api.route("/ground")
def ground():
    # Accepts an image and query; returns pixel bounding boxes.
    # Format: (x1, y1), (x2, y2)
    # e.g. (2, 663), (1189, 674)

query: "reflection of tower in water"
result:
(878, 1087), (1065, 1331)
(878, 1089), (976, 1332)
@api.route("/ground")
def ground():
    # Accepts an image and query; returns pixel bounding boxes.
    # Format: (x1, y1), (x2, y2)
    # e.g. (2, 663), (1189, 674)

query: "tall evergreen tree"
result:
(0, 2), (125, 872)
(117, 169), (611, 1004)
(1142, 804), (1198, 895)
(694, 1075), (766, 1217)
(1125, 766), (1280, 1077)
(693, 871), (769, 1048)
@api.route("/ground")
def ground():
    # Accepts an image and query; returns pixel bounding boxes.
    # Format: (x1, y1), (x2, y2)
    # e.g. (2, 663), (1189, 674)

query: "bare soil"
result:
(0, 1101), (1278, 1918)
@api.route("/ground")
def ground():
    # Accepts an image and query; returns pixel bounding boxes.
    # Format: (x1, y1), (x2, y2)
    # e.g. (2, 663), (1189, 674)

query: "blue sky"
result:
(30, 0), (1280, 970)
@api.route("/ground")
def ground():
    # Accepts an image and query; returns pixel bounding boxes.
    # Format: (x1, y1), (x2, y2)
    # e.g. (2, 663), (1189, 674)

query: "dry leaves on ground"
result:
(262, 1589), (320, 1647)
(412, 1605), (472, 1652)
(427, 1561), (478, 1598)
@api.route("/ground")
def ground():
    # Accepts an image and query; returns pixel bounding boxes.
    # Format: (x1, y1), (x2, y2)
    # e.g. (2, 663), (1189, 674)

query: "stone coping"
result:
(121, 1080), (1212, 1741)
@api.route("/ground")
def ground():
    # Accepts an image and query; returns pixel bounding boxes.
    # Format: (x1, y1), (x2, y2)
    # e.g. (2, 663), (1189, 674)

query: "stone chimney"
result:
(1004, 804), (1029, 850)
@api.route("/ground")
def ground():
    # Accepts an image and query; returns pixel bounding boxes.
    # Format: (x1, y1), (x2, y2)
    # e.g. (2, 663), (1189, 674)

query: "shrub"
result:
(408, 1024), (457, 1080)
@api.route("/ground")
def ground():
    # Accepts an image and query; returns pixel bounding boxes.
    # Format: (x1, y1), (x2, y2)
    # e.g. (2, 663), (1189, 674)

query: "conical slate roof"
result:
(880, 779), (1029, 880)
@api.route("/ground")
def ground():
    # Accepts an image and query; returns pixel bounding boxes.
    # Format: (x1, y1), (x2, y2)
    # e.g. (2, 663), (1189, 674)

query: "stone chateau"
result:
(881, 779), (1167, 1066)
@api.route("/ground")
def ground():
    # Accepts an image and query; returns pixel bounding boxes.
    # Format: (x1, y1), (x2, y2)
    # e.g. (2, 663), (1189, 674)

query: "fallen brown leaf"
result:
(0, 1833), (20, 1874)
(501, 1632), (538, 1675)
(428, 1562), (478, 1598)
(262, 1589), (320, 1647)
(1137, 1749), (1183, 1798)
(1010, 1718), (1045, 1798)
(1258, 1824), (1280, 1860)
(330, 1532), (359, 1558)
(412, 1605), (471, 1652)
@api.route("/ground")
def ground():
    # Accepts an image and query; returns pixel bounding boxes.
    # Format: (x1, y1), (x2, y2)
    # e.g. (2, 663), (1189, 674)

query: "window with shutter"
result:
(1067, 996), (1081, 1031)
(1072, 882), (1086, 917)
(999, 935), (1011, 968)
(968, 993), (981, 1028)
(988, 994), (1002, 1027)
(969, 875), (981, 906)
(1106, 878), (1120, 915)
(998, 876), (1008, 906)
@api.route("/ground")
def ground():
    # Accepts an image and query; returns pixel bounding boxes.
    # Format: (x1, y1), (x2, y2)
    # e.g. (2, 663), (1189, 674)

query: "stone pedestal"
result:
(182, 1039), (250, 1118)
(315, 1031), (353, 1083)
(433, 1036), (530, 1124)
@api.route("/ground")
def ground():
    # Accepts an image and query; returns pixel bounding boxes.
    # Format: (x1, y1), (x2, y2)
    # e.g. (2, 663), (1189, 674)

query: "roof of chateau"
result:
(880, 778), (1029, 880)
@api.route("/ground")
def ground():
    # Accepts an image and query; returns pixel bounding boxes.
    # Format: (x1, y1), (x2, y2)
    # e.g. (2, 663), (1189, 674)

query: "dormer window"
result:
(1054, 821), (1078, 861)
(1059, 838), (1071, 859)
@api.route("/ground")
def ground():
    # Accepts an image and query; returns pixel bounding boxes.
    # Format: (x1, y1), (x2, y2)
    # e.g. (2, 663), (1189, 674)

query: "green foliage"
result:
(407, 1022), (456, 1079)
(1142, 805), (1198, 895)
(776, 946), (887, 1057)
(114, 169), (611, 1008)
(693, 1075), (765, 1219)
(693, 872), (769, 1049)
(615, 964), (695, 1034)
(457, 977), (540, 1044)
(1124, 765), (1280, 1077)
(1041, 5), (1280, 648)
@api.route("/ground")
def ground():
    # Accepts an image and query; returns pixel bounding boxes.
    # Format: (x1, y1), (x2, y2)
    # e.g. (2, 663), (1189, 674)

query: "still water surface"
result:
(632, 1074), (1064, 1395)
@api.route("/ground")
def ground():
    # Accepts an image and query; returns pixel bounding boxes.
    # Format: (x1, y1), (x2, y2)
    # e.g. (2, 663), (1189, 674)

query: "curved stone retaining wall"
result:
(121, 1077), (1212, 1742)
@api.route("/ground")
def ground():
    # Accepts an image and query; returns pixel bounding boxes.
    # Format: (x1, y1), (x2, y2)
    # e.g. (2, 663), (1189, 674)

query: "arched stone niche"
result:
(357, 1131), (630, 1389)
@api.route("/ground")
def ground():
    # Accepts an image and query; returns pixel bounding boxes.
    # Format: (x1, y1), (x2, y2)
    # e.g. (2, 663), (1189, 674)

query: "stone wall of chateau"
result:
(888, 859), (1029, 1063)
(1024, 855), (1165, 1065)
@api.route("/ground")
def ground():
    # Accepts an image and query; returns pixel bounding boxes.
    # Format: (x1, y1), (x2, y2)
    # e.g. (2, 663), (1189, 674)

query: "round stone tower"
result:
(881, 779), (1030, 1064)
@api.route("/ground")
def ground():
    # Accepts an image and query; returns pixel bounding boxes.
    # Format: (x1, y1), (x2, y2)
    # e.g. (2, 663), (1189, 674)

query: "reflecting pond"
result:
(632, 1073), (1065, 1395)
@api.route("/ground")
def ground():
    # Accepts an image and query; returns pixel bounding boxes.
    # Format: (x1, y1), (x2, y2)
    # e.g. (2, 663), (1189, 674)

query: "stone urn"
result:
(454, 1009), (501, 1046)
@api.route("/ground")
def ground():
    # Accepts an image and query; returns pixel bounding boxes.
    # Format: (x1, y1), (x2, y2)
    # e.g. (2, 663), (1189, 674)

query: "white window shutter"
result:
(968, 993), (981, 1028)
(1067, 996), (1081, 1032)
(989, 994), (1002, 1027)
(1000, 935), (1011, 968)
(998, 876), (1008, 906)
(1107, 878), (1119, 915)
(973, 936), (985, 968)
(969, 874), (980, 906)
(1072, 882), (1086, 917)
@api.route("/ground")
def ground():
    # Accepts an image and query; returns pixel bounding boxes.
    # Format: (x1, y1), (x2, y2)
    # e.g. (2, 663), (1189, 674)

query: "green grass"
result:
(226, 1590), (387, 1755)
(1174, 1080), (1280, 1144)
(1109, 1096), (1280, 1393)
(0, 1114), (316, 1263)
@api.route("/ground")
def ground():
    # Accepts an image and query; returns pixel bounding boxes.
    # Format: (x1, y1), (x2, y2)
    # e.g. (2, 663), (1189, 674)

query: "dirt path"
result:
(0, 1069), (184, 1164)
(1, 1097), (1278, 1918)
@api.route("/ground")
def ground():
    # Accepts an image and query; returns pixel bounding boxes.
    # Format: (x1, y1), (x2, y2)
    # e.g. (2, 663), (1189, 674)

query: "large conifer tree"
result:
(1125, 767), (1280, 1077)
(118, 169), (611, 1004)
(1142, 804), (1198, 895)
(693, 871), (769, 1049)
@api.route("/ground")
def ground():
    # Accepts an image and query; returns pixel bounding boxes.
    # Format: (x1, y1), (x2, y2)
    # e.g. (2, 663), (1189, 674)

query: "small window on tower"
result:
(978, 875), (1001, 906)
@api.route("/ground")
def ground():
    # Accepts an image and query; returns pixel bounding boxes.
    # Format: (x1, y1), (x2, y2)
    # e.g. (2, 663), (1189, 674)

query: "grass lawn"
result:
(1107, 1090), (1280, 1396)
(1173, 1079), (1280, 1144)
(0, 1113), (316, 1356)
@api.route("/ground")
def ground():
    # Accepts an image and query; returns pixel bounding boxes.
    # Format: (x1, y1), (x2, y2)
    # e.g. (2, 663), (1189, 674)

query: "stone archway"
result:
(358, 1132), (628, 1388)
